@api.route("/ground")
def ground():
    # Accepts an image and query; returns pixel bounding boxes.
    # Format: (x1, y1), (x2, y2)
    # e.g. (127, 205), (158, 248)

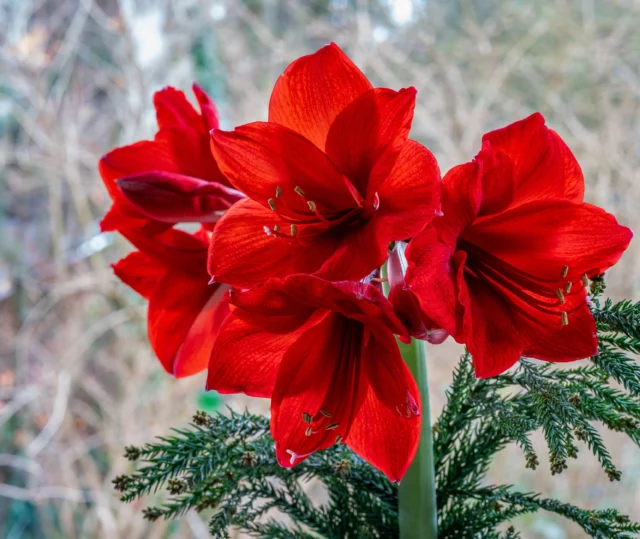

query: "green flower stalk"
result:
(398, 338), (438, 539)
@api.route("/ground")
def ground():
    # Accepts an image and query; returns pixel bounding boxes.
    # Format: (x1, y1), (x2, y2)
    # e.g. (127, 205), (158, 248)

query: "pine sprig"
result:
(115, 295), (640, 537)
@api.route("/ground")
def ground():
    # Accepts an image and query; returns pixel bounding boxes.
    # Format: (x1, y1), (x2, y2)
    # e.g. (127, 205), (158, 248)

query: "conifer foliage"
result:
(114, 285), (640, 538)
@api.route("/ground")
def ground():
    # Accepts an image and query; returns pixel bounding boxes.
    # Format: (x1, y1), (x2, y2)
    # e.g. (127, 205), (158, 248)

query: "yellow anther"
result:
(307, 200), (317, 212)
(564, 282), (572, 294)
(556, 289), (565, 304)
(562, 312), (569, 326)
(335, 434), (343, 444)
(305, 426), (313, 437)
(290, 224), (297, 237)
(325, 423), (339, 431)
(268, 198), (277, 211)
(294, 186), (305, 196)
(319, 409), (331, 418)
(275, 186), (282, 198)
(581, 274), (589, 287)
(274, 224), (280, 233)
(302, 412), (312, 424)
(561, 265), (569, 278)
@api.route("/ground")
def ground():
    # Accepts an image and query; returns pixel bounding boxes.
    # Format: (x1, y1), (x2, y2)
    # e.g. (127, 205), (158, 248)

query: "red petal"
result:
(405, 226), (465, 337)
(314, 219), (389, 282)
(475, 264), (598, 364)
(122, 227), (208, 277)
(436, 161), (482, 250)
(210, 122), (357, 213)
(375, 140), (442, 241)
(148, 272), (225, 377)
(117, 172), (243, 223)
(268, 43), (372, 150)
(112, 251), (165, 300)
(207, 312), (322, 397)
(482, 113), (584, 207)
(475, 141), (516, 216)
(324, 87), (416, 196)
(520, 300), (598, 362)
(388, 242), (446, 342)
(153, 86), (202, 131)
(346, 330), (421, 482)
(172, 285), (230, 378)
(227, 280), (317, 334)
(236, 275), (408, 338)
(192, 83), (220, 132)
(100, 201), (167, 233)
(271, 313), (367, 468)
(464, 199), (633, 282)
(551, 129), (584, 202)
(154, 127), (226, 184)
(462, 276), (524, 378)
(208, 198), (339, 288)
(101, 127), (223, 187)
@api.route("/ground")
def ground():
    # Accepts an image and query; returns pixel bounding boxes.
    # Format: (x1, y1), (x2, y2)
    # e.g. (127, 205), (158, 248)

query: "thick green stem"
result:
(398, 338), (438, 539)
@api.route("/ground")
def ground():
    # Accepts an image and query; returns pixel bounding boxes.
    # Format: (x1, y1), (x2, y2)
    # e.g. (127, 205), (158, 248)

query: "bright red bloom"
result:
(207, 275), (421, 481)
(397, 113), (632, 378)
(100, 84), (242, 232)
(113, 227), (229, 377)
(208, 43), (440, 287)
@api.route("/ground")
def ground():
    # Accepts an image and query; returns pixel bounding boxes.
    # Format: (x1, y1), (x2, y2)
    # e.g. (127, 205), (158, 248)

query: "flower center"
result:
(457, 238), (585, 327)
(263, 185), (377, 244)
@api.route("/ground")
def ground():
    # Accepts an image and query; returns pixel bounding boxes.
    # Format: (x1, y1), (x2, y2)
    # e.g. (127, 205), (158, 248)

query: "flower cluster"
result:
(103, 44), (632, 481)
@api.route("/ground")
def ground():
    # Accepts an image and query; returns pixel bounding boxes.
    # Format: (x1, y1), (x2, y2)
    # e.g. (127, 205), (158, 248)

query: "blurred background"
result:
(1, 0), (639, 537)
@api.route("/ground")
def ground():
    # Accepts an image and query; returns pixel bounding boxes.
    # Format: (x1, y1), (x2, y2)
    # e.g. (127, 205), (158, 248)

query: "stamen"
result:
(307, 200), (317, 212)
(286, 449), (314, 465)
(370, 277), (388, 283)
(290, 224), (297, 237)
(561, 265), (569, 278)
(273, 224), (280, 233)
(564, 282), (572, 294)
(294, 186), (305, 196)
(335, 435), (343, 444)
(582, 274), (589, 287)
(275, 186), (282, 198)
(325, 423), (339, 431)
(562, 312), (569, 326)
(556, 289), (565, 304)
(268, 198), (277, 211)
(319, 409), (331, 418)
(302, 412), (312, 424)
(305, 426), (313, 437)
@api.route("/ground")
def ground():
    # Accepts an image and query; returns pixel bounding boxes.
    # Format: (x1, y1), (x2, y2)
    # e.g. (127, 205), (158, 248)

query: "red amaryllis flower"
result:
(397, 113), (632, 378)
(208, 43), (440, 287)
(113, 226), (229, 377)
(100, 84), (242, 232)
(206, 275), (421, 481)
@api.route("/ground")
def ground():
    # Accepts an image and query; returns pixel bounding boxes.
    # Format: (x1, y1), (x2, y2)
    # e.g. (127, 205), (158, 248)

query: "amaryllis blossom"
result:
(113, 227), (229, 377)
(100, 84), (243, 232)
(206, 275), (421, 481)
(208, 43), (440, 287)
(396, 113), (632, 378)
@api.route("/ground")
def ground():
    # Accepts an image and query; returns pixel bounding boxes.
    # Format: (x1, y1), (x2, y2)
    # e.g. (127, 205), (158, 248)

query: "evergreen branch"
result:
(115, 291), (640, 538)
